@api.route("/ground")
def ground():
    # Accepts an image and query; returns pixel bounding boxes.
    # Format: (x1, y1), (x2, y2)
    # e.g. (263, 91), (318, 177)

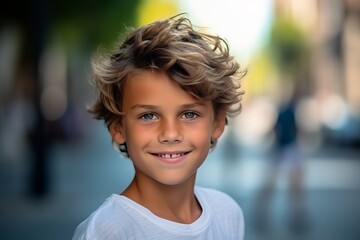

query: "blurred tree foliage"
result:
(52, 0), (141, 50)
(0, 0), (140, 197)
(244, 15), (310, 98)
(137, 0), (180, 26)
(269, 16), (310, 76)
(1, 0), (140, 50)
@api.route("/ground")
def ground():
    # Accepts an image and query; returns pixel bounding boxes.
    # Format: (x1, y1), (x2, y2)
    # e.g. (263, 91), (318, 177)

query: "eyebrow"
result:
(130, 102), (206, 110)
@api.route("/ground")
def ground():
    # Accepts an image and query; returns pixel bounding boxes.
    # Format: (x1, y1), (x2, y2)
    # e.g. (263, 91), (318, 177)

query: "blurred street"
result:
(1, 0), (360, 239)
(1, 121), (359, 240)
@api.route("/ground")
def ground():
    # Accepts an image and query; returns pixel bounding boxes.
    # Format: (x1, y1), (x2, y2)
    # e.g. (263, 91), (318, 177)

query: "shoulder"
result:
(72, 194), (129, 239)
(195, 186), (241, 209)
(195, 186), (244, 222)
(196, 186), (245, 239)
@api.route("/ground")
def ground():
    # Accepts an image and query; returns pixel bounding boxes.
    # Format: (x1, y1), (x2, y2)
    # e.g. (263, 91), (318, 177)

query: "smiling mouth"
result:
(151, 152), (189, 159)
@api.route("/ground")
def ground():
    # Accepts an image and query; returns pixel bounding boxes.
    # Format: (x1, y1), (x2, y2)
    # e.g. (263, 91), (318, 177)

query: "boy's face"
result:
(110, 70), (226, 186)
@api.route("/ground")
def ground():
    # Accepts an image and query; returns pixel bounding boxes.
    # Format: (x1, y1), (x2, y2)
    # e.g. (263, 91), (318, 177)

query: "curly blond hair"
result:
(88, 14), (245, 150)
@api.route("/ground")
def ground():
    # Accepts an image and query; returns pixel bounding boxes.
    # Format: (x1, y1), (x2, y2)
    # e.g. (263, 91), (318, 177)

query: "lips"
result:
(150, 151), (190, 163)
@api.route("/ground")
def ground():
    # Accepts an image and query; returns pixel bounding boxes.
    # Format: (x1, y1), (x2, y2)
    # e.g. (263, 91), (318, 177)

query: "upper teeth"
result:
(159, 153), (182, 158)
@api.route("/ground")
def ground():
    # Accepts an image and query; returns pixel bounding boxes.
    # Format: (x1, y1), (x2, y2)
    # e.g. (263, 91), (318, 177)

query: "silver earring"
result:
(118, 143), (129, 158)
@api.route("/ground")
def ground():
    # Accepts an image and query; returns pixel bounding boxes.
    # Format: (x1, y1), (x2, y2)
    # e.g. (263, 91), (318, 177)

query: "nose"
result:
(158, 118), (183, 144)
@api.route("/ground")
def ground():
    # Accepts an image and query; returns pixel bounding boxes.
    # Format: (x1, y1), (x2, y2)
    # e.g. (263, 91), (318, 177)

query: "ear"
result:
(109, 121), (126, 144)
(211, 110), (227, 140)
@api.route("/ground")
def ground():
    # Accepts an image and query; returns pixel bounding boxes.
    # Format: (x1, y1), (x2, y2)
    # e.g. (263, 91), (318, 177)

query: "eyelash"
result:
(138, 111), (199, 120)
(181, 111), (199, 119)
(139, 113), (157, 120)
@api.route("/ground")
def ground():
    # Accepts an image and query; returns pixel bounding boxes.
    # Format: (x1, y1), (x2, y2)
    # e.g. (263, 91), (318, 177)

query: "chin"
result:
(155, 174), (195, 186)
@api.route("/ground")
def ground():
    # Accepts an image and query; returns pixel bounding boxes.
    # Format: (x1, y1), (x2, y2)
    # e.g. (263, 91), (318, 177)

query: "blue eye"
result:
(140, 113), (157, 120)
(181, 112), (198, 119)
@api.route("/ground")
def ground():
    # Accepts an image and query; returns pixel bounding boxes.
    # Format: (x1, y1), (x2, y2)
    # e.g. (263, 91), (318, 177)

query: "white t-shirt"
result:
(73, 186), (244, 239)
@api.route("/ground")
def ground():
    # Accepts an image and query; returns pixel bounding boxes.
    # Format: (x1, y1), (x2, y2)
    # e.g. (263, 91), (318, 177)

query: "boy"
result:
(73, 14), (245, 239)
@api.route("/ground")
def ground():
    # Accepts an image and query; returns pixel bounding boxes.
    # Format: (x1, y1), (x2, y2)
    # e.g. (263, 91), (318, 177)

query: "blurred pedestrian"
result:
(253, 93), (308, 234)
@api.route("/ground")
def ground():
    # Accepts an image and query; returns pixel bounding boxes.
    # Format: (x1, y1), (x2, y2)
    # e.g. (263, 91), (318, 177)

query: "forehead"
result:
(122, 70), (211, 110)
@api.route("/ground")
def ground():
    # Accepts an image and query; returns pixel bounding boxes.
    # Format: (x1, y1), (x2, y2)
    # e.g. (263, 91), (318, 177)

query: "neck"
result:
(122, 172), (201, 224)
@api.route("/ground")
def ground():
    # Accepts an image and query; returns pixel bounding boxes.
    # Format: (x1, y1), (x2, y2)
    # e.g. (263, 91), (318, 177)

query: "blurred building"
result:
(275, 0), (360, 148)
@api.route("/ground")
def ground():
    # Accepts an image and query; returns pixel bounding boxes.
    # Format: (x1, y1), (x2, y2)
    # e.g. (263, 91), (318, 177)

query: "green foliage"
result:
(269, 16), (309, 75)
(52, 0), (141, 50)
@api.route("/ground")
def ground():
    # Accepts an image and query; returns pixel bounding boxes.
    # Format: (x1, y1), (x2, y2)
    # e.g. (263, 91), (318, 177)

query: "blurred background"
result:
(1, 0), (359, 239)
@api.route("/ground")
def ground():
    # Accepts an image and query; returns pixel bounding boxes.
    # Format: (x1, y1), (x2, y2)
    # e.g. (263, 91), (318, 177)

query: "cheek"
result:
(124, 123), (154, 145)
(186, 124), (213, 143)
